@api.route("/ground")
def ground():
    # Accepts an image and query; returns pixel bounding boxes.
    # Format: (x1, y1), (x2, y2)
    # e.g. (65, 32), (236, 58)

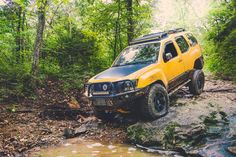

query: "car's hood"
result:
(94, 63), (151, 80)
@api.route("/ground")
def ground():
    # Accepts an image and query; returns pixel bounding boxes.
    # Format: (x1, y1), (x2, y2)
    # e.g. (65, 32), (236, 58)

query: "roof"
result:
(130, 28), (186, 46)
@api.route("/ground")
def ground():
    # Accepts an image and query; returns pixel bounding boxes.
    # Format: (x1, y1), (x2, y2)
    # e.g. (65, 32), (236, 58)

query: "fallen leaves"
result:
(67, 96), (80, 109)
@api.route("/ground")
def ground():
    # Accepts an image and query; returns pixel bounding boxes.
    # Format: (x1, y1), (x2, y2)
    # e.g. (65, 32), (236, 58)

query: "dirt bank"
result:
(0, 75), (235, 156)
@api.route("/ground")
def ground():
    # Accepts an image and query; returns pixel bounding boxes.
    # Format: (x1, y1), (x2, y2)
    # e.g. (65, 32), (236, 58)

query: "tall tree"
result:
(126, 0), (134, 43)
(32, 0), (48, 76)
(113, 0), (121, 59)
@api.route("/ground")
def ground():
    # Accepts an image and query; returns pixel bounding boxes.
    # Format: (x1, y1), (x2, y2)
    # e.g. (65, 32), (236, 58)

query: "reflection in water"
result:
(30, 140), (166, 157)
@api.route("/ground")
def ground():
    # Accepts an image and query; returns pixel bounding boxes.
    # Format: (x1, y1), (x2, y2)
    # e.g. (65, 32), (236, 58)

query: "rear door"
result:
(175, 35), (191, 70)
(175, 34), (200, 71)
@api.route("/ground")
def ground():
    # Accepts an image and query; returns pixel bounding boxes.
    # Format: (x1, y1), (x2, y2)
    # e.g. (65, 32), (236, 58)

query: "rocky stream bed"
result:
(0, 75), (235, 157)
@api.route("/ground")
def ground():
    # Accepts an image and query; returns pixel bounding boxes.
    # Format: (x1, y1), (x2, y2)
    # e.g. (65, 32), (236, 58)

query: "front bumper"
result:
(89, 88), (148, 111)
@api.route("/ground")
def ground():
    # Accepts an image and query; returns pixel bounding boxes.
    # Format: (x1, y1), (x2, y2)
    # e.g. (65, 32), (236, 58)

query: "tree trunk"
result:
(126, 0), (134, 44)
(113, 0), (121, 60)
(16, 5), (22, 63)
(21, 10), (26, 52)
(32, 0), (47, 76)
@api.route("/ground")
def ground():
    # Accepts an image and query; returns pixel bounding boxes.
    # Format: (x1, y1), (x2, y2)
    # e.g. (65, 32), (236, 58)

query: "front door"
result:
(161, 41), (185, 89)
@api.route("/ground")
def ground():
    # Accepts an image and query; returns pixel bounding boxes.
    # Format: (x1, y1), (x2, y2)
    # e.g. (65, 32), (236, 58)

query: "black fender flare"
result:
(194, 56), (204, 69)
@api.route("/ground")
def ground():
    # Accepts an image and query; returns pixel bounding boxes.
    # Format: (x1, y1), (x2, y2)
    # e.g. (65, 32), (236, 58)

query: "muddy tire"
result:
(189, 70), (205, 95)
(141, 84), (169, 120)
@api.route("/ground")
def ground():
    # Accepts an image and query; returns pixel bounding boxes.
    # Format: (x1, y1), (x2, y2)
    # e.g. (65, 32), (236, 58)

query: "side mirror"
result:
(165, 53), (173, 61)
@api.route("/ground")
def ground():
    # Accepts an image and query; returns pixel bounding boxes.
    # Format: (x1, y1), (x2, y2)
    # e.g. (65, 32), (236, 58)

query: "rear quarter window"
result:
(175, 36), (189, 53)
(186, 33), (198, 46)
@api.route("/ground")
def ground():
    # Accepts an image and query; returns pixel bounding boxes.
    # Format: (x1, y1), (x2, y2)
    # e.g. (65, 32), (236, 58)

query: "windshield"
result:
(113, 42), (160, 67)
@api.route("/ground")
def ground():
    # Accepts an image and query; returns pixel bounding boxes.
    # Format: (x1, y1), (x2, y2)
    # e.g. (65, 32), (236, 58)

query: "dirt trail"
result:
(0, 76), (235, 156)
(152, 76), (236, 128)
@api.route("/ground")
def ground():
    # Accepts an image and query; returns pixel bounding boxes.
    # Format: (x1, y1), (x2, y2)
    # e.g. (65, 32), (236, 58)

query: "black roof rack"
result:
(129, 32), (168, 45)
(165, 28), (185, 34)
(129, 28), (185, 45)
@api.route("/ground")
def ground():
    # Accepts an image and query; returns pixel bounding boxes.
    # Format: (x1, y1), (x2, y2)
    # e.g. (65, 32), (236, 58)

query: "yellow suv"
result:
(85, 28), (204, 119)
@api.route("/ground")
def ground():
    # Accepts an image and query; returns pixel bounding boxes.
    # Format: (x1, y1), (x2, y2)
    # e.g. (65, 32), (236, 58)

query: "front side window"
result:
(186, 33), (198, 46)
(163, 42), (178, 62)
(113, 43), (160, 66)
(175, 36), (189, 53)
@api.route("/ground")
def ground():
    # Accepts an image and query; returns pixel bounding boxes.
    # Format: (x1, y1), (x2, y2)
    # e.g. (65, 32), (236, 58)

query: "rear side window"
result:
(186, 33), (198, 46)
(175, 36), (189, 53)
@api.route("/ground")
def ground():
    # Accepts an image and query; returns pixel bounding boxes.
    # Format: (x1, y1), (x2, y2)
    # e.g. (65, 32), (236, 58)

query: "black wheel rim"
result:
(154, 93), (166, 112)
(197, 74), (204, 90)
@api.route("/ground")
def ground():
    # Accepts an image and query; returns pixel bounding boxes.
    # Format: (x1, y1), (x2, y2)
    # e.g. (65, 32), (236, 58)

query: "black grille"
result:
(93, 83), (112, 92)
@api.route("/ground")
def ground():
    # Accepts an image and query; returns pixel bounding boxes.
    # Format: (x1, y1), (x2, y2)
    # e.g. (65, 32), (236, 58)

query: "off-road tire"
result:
(189, 70), (205, 95)
(141, 84), (169, 120)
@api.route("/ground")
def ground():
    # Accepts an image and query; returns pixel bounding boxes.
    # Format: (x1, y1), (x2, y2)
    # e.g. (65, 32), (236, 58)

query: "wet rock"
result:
(185, 149), (205, 157)
(187, 125), (205, 136)
(136, 144), (179, 156)
(185, 125), (206, 143)
(64, 122), (98, 139)
(201, 111), (229, 126)
(15, 153), (26, 157)
(206, 126), (223, 136)
(127, 123), (162, 145)
(227, 116), (236, 138)
(63, 128), (75, 138)
(75, 124), (87, 135)
(227, 146), (236, 155)
(128, 121), (207, 151)
(174, 155), (184, 157)
(162, 122), (180, 149)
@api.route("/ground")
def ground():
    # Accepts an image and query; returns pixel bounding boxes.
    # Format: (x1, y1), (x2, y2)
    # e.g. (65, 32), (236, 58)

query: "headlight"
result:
(124, 81), (134, 91)
(116, 80), (138, 93)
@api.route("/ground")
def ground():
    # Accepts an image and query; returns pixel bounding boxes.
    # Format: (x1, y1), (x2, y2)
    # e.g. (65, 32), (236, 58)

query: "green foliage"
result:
(6, 104), (18, 113)
(162, 122), (180, 149)
(77, 0), (152, 59)
(204, 0), (236, 81)
(127, 123), (159, 144)
(0, 0), (152, 101)
(200, 110), (229, 126)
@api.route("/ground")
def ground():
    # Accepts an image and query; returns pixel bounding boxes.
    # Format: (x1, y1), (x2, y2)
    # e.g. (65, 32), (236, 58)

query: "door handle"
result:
(178, 59), (183, 62)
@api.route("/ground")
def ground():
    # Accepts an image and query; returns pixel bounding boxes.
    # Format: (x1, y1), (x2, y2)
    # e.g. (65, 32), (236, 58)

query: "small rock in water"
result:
(227, 146), (236, 155)
(64, 143), (72, 147)
(128, 147), (136, 151)
(71, 150), (77, 153)
(108, 145), (116, 149)
(112, 150), (117, 153)
(174, 155), (184, 157)
(87, 143), (104, 148)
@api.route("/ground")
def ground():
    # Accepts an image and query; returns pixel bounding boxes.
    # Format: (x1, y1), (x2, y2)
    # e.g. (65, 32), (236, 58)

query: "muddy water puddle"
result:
(30, 139), (167, 157)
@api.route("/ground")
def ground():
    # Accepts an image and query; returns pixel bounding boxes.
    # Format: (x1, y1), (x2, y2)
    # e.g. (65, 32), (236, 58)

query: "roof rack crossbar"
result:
(142, 31), (166, 38)
(166, 28), (185, 34)
(130, 32), (168, 45)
